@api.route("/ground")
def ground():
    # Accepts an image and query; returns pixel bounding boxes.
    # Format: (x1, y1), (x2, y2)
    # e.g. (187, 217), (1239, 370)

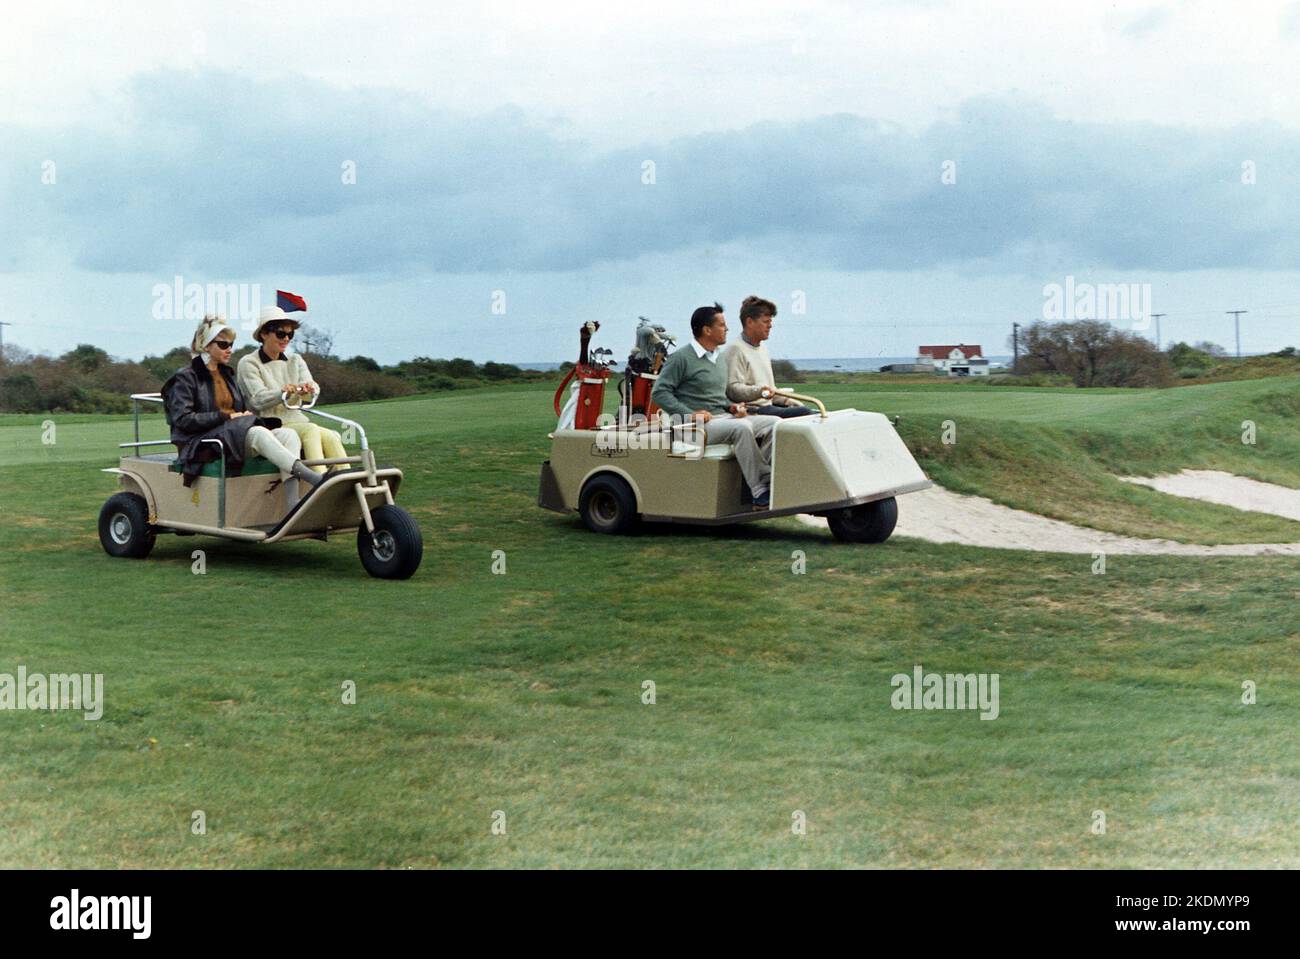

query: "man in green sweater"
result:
(651, 303), (781, 509)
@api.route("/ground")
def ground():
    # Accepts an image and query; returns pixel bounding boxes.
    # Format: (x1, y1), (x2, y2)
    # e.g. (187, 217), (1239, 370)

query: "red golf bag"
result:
(553, 363), (611, 430)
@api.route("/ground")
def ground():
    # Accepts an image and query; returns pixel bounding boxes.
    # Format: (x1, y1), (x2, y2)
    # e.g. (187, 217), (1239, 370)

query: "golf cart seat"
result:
(669, 440), (736, 460)
(166, 455), (280, 479)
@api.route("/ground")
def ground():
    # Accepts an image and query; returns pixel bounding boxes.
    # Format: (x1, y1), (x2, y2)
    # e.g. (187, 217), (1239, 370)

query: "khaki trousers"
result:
(284, 421), (347, 473)
(696, 413), (780, 496)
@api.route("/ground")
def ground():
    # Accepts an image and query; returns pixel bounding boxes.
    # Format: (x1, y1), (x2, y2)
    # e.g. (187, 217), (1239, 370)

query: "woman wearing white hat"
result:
(237, 306), (348, 473)
(162, 316), (320, 490)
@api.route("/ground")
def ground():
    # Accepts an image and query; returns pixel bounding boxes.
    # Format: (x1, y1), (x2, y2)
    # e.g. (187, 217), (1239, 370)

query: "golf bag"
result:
(620, 355), (659, 421)
(619, 317), (674, 423)
(554, 321), (613, 430)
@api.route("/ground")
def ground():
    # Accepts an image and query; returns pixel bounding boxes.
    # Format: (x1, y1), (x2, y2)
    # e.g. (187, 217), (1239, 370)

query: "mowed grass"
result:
(0, 379), (1296, 867)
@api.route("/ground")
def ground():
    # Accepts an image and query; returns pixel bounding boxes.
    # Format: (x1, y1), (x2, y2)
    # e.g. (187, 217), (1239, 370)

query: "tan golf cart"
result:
(538, 390), (932, 542)
(98, 391), (423, 578)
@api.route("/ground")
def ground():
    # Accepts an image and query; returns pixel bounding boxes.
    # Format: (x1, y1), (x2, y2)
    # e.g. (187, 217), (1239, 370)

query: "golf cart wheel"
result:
(827, 496), (898, 544)
(357, 505), (423, 579)
(578, 474), (639, 535)
(98, 492), (156, 559)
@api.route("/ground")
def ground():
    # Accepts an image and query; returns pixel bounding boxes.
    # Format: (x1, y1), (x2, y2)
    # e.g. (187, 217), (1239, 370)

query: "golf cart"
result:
(538, 387), (933, 543)
(98, 391), (423, 578)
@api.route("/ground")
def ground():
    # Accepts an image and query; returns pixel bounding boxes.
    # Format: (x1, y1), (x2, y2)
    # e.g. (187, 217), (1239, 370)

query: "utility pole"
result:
(1012, 322), (1020, 374)
(1227, 310), (1247, 358)
(0, 321), (11, 358)
(1150, 313), (1166, 351)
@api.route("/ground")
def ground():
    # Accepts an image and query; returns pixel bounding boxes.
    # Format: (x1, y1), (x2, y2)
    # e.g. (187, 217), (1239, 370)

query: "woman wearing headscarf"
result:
(162, 316), (321, 490)
(237, 306), (348, 473)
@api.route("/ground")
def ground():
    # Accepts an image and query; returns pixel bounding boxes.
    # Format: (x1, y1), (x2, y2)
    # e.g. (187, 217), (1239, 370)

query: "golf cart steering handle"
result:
(280, 388), (369, 451)
(767, 389), (828, 418)
(281, 389), (319, 410)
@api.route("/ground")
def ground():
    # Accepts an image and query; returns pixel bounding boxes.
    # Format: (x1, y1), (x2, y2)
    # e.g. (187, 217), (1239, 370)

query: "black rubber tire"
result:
(357, 505), (424, 579)
(98, 492), (156, 559)
(578, 474), (639, 535)
(827, 496), (898, 544)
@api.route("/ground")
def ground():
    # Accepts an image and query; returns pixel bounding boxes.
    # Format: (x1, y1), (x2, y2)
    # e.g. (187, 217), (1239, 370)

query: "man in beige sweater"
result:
(723, 295), (814, 418)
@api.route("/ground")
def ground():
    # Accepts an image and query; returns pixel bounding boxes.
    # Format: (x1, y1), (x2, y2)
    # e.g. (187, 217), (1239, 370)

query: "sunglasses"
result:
(212, 340), (234, 350)
(270, 329), (294, 340)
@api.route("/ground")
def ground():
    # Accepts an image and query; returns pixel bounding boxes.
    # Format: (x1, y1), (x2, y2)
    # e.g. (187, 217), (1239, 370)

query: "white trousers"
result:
(244, 425), (302, 475)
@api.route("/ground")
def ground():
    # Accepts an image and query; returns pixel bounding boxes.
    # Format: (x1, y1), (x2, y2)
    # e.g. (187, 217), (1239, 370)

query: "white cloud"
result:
(5, 0), (1300, 142)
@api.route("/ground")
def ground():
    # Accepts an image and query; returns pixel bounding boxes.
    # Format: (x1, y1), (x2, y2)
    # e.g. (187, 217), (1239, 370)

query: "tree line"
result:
(0, 324), (552, 414)
(1, 320), (1293, 413)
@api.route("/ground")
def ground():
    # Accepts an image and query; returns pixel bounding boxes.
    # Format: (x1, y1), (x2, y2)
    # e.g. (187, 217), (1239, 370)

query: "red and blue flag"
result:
(277, 290), (308, 313)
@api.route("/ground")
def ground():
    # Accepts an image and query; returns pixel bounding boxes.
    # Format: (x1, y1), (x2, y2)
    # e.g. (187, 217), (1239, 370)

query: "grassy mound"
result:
(807, 377), (1300, 544)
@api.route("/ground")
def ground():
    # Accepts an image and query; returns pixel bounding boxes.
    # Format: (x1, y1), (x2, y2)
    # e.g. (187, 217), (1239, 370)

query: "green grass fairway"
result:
(1, 378), (1297, 867)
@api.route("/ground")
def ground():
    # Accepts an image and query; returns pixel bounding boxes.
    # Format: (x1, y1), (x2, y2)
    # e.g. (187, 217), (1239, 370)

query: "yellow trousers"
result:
(284, 421), (347, 473)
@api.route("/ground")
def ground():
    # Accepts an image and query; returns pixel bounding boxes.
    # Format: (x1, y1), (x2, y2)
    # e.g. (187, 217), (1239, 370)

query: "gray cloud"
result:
(3, 69), (1296, 277)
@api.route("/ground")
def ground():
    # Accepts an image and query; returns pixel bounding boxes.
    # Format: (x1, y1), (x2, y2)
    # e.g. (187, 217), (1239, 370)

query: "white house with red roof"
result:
(916, 344), (989, 376)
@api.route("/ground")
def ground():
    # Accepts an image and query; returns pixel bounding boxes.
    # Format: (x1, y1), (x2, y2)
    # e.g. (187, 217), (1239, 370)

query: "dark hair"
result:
(739, 295), (777, 326)
(690, 302), (725, 338)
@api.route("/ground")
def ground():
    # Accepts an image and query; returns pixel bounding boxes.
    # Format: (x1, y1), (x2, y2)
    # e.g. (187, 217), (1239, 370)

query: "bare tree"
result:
(1017, 320), (1173, 387)
(295, 324), (335, 358)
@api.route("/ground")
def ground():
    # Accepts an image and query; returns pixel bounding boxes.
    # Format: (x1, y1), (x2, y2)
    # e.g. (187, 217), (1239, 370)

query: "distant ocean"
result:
(784, 356), (1014, 372)
(516, 355), (1013, 373)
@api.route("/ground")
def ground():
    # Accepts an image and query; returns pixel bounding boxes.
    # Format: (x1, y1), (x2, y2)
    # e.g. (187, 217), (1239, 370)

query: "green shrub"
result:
(771, 359), (805, 383)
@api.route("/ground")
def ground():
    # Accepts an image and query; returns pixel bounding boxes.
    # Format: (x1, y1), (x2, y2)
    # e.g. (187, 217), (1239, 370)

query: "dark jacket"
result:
(161, 356), (281, 486)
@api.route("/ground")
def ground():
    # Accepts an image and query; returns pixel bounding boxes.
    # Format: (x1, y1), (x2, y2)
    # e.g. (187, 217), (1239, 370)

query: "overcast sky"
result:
(3, 0), (1299, 364)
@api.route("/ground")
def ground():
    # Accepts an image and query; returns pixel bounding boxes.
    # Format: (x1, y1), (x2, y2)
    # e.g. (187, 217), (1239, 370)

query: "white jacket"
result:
(236, 348), (320, 424)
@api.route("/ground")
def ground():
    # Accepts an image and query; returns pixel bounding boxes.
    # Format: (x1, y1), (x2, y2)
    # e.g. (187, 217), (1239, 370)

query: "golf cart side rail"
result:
(128, 392), (230, 525)
(130, 392), (164, 450)
(284, 391), (367, 449)
(282, 391), (379, 481)
(126, 389), (377, 486)
(130, 389), (373, 452)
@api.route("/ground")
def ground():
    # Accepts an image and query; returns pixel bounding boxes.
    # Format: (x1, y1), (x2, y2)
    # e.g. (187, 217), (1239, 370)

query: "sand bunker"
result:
(1119, 469), (1300, 523)
(797, 481), (1300, 556)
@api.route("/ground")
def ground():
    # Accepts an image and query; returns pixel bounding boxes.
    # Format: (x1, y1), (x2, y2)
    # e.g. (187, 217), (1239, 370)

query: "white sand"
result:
(1119, 469), (1300, 522)
(796, 481), (1300, 556)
